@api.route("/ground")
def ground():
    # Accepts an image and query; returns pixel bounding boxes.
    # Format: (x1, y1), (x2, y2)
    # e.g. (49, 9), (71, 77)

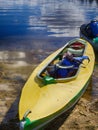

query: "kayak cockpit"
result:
(37, 40), (88, 84)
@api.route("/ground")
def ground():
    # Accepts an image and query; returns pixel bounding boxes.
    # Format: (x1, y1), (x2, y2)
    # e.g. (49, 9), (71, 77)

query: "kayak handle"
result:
(23, 109), (31, 119)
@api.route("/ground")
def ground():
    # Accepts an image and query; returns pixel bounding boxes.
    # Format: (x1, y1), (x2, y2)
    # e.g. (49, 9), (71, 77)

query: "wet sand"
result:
(0, 51), (98, 130)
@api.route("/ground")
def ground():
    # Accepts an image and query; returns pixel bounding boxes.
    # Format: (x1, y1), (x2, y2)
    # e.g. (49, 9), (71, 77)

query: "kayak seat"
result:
(69, 42), (85, 49)
(67, 48), (84, 57)
(55, 63), (77, 78)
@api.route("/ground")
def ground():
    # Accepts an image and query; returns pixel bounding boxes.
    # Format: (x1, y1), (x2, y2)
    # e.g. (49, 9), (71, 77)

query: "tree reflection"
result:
(80, 0), (98, 5)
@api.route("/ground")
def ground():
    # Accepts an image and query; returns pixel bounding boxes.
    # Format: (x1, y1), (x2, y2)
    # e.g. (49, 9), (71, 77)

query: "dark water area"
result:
(0, 0), (98, 39)
(0, 0), (98, 130)
(0, 0), (98, 61)
(0, 0), (98, 40)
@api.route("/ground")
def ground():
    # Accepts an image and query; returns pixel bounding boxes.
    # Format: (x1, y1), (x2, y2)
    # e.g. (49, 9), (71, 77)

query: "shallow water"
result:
(0, 0), (98, 129)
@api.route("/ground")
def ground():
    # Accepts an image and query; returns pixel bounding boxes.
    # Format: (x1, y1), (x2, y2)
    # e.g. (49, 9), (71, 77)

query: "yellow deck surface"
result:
(19, 40), (95, 121)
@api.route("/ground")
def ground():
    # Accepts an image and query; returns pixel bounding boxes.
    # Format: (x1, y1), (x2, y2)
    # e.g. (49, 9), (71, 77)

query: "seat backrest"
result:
(67, 48), (83, 57)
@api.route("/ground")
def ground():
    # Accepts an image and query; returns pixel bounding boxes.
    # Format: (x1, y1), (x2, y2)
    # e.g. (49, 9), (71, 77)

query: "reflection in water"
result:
(0, 0), (88, 38)
(0, 0), (98, 38)
(0, 51), (25, 60)
(0, 51), (28, 67)
(80, 0), (98, 5)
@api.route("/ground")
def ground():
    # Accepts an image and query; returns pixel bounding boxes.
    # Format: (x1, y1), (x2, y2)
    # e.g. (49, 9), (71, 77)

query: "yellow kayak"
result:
(19, 38), (95, 130)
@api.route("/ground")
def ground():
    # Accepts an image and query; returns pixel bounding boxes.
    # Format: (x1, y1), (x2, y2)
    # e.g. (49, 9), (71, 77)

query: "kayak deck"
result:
(37, 39), (87, 83)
